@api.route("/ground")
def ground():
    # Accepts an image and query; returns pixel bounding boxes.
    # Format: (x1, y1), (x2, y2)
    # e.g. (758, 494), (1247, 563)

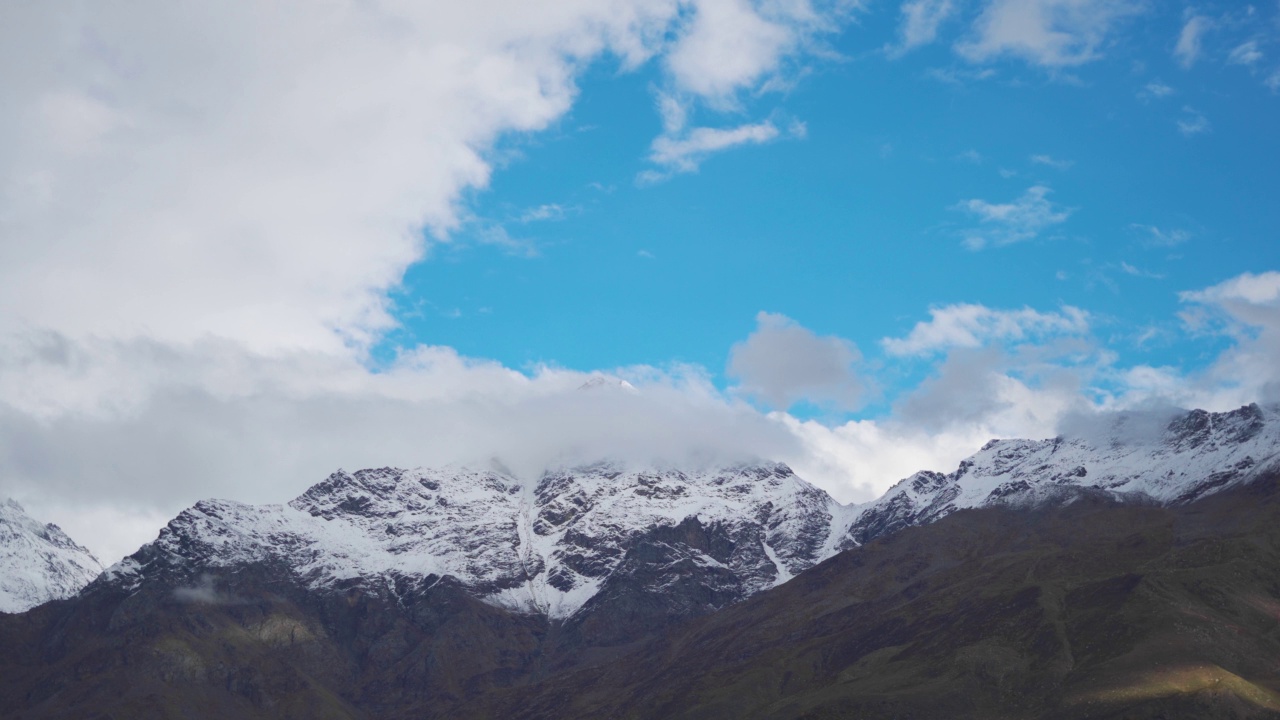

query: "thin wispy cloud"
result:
(1030, 154), (1074, 170)
(1178, 107), (1211, 137)
(1138, 81), (1175, 100)
(925, 66), (998, 84)
(1130, 224), (1191, 247)
(1120, 261), (1165, 279)
(1175, 15), (1210, 68)
(954, 185), (1072, 250)
(642, 121), (781, 181)
(887, 0), (955, 55)
(882, 304), (1090, 357)
(518, 204), (570, 223)
(1228, 41), (1263, 66)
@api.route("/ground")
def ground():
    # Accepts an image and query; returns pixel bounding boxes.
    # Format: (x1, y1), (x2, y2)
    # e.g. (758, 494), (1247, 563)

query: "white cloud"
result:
(1178, 107), (1211, 137)
(954, 185), (1072, 249)
(519, 204), (570, 223)
(0, 1), (847, 355)
(882, 303), (1090, 357)
(1139, 81), (1175, 100)
(664, 0), (834, 100)
(888, 0), (956, 55)
(1119, 261), (1164, 279)
(1130, 223), (1190, 247)
(780, 415), (1003, 502)
(1181, 270), (1280, 316)
(0, 333), (808, 562)
(0, 0), (861, 565)
(1175, 15), (1210, 68)
(1228, 40), (1263, 66)
(727, 312), (864, 410)
(647, 120), (784, 176)
(1171, 271), (1280, 407)
(956, 0), (1144, 67)
(1030, 153), (1074, 169)
(1268, 70), (1280, 92)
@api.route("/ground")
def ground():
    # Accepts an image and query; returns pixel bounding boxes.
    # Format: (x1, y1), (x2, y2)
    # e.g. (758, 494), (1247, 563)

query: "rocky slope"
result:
(101, 462), (839, 626)
(0, 499), (103, 613)
(475, 466), (1280, 720)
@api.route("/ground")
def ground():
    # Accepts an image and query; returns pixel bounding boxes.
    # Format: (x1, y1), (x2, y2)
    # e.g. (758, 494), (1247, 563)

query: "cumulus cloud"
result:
(0, 1), (866, 562)
(0, 333), (810, 563)
(882, 303), (1090, 357)
(0, 0), (846, 354)
(664, 0), (837, 99)
(1082, 271), (1280, 413)
(1175, 15), (1210, 68)
(956, 0), (1144, 67)
(953, 185), (1072, 249)
(727, 312), (864, 411)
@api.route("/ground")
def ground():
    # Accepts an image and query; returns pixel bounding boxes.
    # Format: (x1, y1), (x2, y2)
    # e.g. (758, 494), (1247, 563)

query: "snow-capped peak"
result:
(107, 461), (838, 620)
(92, 403), (1280, 623)
(831, 403), (1280, 551)
(0, 499), (104, 613)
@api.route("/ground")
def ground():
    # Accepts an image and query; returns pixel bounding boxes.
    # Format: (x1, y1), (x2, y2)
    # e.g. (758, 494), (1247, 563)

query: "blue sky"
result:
(382, 0), (1280, 419)
(4, 0), (1280, 561)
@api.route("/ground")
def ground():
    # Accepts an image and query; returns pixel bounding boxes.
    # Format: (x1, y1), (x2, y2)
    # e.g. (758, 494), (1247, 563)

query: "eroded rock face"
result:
(0, 499), (102, 613)
(100, 461), (840, 623)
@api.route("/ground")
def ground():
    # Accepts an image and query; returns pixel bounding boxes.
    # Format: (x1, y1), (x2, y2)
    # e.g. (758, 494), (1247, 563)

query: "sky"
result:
(1, 0), (1279, 564)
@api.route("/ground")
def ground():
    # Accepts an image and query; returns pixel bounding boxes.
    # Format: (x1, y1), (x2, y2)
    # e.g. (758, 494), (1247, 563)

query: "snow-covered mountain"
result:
(0, 500), (103, 613)
(103, 462), (838, 620)
(831, 403), (1280, 551)
(94, 403), (1280, 621)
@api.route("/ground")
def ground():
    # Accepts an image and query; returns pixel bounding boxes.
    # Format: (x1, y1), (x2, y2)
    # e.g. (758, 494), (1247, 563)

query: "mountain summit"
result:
(103, 462), (838, 625)
(0, 500), (103, 613)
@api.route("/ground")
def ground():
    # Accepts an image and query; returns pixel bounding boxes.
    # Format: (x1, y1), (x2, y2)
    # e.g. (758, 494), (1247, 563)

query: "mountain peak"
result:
(834, 403), (1280, 552)
(0, 499), (103, 613)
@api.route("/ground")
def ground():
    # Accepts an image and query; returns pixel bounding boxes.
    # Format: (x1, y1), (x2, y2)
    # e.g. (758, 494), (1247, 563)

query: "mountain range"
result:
(2, 403), (1279, 718)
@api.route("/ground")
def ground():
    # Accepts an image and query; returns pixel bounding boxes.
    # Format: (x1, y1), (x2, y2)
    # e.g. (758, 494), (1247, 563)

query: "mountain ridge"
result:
(93, 402), (1280, 622)
(0, 499), (103, 614)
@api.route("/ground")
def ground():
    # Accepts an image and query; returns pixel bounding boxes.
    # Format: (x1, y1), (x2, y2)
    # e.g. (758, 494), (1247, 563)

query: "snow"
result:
(89, 403), (1280, 620)
(835, 403), (1280, 548)
(103, 461), (838, 619)
(0, 499), (104, 613)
